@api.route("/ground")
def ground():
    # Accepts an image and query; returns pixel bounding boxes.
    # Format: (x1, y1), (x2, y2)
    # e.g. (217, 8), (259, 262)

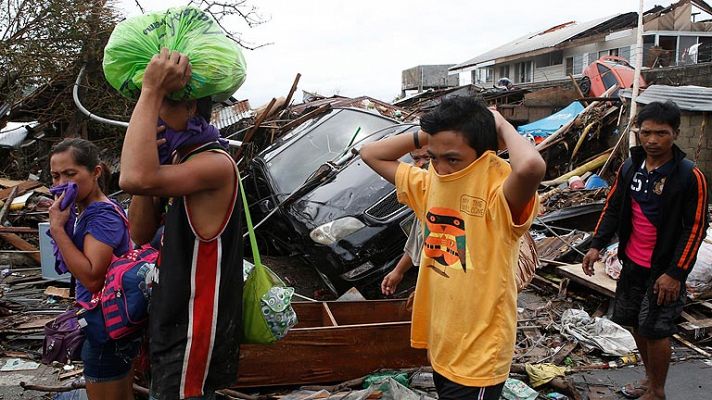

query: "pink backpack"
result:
(100, 245), (158, 339)
(78, 206), (158, 340)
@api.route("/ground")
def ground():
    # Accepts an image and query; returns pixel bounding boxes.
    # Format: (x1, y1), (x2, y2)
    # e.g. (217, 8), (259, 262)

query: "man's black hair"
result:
(163, 97), (213, 122)
(419, 96), (498, 155)
(636, 100), (681, 131)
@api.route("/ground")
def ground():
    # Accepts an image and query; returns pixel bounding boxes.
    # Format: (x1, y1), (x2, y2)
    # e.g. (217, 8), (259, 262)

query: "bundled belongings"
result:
(686, 227), (712, 300)
(103, 6), (247, 101)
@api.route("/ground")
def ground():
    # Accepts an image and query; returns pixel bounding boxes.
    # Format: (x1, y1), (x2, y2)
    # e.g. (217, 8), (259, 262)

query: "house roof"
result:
(211, 99), (253, 132)
(451, 13), (635, 71)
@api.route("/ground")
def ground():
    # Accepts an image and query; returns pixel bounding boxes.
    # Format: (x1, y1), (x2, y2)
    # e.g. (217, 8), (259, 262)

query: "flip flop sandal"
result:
(621, 383), (648, 399)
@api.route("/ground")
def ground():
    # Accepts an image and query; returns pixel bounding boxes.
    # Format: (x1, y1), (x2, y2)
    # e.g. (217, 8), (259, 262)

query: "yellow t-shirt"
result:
(395, 151), (537, 387)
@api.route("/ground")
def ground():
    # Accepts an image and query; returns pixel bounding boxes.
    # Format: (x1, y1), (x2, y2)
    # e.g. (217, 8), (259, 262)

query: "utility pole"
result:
(628, 0), (645, 149)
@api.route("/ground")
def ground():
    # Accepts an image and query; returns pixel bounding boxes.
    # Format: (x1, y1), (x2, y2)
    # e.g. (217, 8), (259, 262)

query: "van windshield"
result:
(266, 109), (395, 194)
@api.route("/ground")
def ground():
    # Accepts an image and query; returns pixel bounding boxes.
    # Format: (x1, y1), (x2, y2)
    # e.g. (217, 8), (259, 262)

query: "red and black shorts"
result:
(612, 260), (686, 339)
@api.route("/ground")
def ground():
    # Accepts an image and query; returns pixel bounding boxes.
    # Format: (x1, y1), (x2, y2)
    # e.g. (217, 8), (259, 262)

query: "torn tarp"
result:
(0, 121), (36, 149)
(517, 102), (584, 138)
(559, 309), (637, 356)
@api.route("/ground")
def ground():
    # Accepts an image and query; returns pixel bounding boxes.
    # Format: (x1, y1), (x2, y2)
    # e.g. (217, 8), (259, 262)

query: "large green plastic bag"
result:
(103, 6), (246, 101)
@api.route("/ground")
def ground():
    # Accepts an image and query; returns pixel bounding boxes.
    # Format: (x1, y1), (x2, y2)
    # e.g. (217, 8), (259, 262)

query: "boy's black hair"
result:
(419, 96), (498, 155)
(636, 100), (681, 131)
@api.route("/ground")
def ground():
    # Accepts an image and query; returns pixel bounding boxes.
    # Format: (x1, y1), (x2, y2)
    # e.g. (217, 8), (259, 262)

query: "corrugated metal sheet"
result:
(0, 121), (36, 149)
(620, 85), (712, 112)
(211, 100), (254, 131)
(451, 15), (619, 71)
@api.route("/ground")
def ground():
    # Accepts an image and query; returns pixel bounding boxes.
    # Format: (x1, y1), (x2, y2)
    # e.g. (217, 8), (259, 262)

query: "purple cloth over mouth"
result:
(156, 116), (228, 165)
(47, 182), (78, 274)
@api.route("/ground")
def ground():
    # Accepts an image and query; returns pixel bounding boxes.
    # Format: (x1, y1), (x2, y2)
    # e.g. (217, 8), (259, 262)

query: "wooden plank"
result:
(0, 233), (41, 264)
(234, 299), (427, 388)
(235, 97), (277, 160)
(552, 341), (578, 365)
(556, 262), (616, 298)
(0, 186), (17, 225)
(327, 300), (411, 325)
(44, 286), (71, 299)
(0, 181), (41, 202)
(673, 334), (712, 358)
(0, 227), (38, 234)
(235, 322), (427, 388)
(678, 318), (712, 339)
(0, 179), (25, 188)
(322, 303), (338, 327)
(283, 73), (301, 110)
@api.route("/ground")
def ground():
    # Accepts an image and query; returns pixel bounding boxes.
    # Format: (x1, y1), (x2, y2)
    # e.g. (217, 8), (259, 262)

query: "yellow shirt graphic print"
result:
(423, 207), (468, 276)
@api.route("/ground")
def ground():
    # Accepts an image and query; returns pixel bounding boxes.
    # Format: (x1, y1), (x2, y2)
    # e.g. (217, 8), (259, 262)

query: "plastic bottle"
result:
(608, 353), (639, 368)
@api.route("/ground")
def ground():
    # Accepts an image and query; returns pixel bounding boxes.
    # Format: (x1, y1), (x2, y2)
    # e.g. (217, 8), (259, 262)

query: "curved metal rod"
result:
(73, 66), (242, 149)
(73, 66), (129, 128)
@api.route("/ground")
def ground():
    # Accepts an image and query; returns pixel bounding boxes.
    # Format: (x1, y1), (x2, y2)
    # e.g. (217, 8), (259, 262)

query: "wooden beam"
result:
(0, 227), (38, 234)
(322, 302), (338, 326)
(0, 233), (41, 264)
(679, 319), (712, 330)
(568, 74), (587, 106)
(283, 73), (301, 110)
(673, 334), (712, 358)
(556, 262), (616, 298)
(536, 84), (619, 152)
(0, 186), (17, 225)
(235, 97), (277, 160)
(0, 181), (41, 202)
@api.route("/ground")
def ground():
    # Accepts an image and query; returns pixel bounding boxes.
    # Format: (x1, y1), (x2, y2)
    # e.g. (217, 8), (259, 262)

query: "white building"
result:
(451, 0), (712, 87)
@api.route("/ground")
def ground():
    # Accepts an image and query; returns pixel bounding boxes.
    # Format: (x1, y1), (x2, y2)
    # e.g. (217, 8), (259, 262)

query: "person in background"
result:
(120, 49), (243, 400)
(381, 145), (429, 296)
(361, 96), (545, 400)
(49, 138), (136, 400)
(583, 101), (709, 400)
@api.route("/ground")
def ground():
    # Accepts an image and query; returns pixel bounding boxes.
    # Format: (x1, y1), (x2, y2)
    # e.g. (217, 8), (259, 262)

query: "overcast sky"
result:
(119, 0), (669, 106)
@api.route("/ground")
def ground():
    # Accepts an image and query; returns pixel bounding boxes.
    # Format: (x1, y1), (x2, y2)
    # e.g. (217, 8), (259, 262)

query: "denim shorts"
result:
(81, 336), (141, 383)
(612, 260), (686, 339)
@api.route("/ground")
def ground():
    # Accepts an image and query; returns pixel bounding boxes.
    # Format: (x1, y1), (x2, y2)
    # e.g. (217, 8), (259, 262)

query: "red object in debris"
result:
(581, 56), (646, 97)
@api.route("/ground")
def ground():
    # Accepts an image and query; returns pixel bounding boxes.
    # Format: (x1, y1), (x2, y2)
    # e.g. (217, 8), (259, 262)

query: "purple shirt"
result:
(71, 201), (130, 302)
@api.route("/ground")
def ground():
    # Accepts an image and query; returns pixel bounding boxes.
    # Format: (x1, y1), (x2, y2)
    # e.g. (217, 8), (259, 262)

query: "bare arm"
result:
(494, 111), (545, 220)
(119, 48), (233, 197)
(128, 195), (162, 245)
(361, 131), (427, 184)
(381, 253), (413, 296)
(50, 228), (113, 293)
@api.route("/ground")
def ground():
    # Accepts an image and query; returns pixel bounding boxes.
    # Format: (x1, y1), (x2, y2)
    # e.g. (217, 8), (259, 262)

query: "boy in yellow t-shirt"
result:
(361, 96), (545, 400)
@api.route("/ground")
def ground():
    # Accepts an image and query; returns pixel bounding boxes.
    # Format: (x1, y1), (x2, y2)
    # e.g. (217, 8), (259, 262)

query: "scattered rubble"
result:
(0, 73), (710, 400)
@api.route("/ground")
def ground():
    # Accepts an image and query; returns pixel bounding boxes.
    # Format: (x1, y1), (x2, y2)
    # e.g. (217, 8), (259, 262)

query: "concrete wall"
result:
(533, 64), (566, 82)
(458, 70), (473, 85)
(642, 62), (712, 87)
(677, 112), (712, 196)
(402, 65), (459, 92)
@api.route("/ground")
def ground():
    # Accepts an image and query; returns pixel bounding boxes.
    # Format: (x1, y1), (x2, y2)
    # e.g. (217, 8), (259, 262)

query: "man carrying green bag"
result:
(116, 7), (247, 400)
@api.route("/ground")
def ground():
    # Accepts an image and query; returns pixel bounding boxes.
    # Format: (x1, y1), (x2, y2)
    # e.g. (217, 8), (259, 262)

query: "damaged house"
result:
(451, 0), (712, 87)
